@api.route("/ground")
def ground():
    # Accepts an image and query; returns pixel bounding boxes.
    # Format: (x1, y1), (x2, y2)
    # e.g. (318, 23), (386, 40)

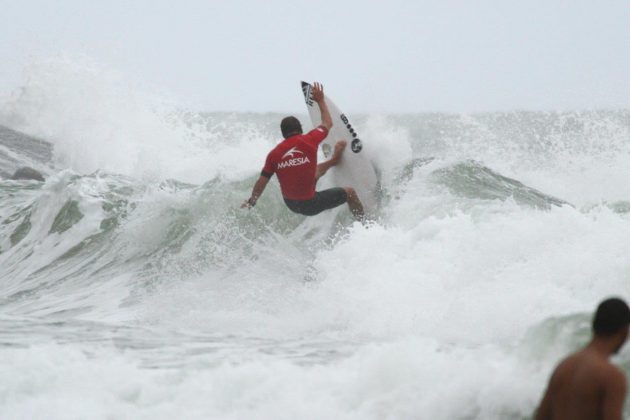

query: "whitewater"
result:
(1, 61), (630, 419)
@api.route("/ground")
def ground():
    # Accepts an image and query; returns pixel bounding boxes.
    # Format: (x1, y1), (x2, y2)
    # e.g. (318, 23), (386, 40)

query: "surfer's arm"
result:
(311, 82), (332, 130)
(242, 175), (271, 209)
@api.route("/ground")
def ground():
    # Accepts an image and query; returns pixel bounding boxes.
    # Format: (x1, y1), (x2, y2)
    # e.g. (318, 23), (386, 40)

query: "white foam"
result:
(0, 339), (549, 420)
(2, 63), (630, 418)
(0, 56), (272, 183)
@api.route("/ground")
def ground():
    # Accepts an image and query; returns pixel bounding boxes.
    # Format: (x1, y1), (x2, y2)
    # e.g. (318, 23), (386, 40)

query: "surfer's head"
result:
(281, 116), (302, 138)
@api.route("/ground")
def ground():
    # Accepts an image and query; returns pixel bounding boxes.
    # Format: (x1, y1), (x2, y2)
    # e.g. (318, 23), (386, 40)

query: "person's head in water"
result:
(593, 297), (630, 352)
(281, 116), (302, 138)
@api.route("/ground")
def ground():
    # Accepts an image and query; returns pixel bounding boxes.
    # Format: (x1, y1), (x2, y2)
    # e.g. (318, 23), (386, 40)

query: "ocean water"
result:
(1, 62), (630, 419)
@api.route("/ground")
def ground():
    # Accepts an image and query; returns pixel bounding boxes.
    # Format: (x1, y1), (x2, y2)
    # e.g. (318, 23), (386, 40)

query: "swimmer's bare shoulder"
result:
(536, 349), (627, 420)
(536, 298), (630, 420)
(600, 362), (627, 420)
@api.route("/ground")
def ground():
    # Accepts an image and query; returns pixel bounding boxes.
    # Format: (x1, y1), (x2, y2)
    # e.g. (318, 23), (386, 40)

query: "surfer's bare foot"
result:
(344, 186), (365, 222)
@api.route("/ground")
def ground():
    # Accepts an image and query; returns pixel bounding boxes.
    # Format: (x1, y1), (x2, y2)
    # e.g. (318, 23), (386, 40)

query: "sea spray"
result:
(1, 60), (630, 419)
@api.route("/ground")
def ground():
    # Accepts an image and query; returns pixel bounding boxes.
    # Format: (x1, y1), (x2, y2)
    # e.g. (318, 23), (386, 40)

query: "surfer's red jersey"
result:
(261, 125), (329, 200)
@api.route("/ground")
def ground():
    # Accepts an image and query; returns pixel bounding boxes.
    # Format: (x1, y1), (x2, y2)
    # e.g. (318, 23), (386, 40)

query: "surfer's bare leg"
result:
(316, 140), (347, 181)
(344, 187), (364, 221)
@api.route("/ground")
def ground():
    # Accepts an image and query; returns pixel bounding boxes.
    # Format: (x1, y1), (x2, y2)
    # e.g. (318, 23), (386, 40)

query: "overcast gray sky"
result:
(1, 0), (629, 113)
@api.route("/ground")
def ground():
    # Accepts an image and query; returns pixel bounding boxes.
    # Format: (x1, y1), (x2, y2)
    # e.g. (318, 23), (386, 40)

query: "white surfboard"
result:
(300, 82), (379, 215)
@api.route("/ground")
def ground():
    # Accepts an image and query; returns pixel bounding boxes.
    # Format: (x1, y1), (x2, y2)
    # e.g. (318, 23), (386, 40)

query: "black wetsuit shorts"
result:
(284, 188), (348, 216)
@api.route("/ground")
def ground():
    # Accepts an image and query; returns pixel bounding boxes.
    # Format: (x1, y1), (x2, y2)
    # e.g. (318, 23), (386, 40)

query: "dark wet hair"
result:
(593, 297), (630, 336)
(281, 116), (302, 138)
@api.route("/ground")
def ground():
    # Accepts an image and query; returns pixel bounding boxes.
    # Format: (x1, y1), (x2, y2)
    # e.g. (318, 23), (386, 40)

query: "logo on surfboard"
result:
(301, 82), (313, 106)
(321, 143), (332, 158)
(340, 113), (363, 153)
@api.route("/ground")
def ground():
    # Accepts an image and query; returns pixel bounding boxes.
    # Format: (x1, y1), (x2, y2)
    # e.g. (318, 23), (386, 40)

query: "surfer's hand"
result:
(312, 82), (325, 103)
(241, 198), (256, 209)
(335, 140), (347, 153)
(328, 140), (347, 165)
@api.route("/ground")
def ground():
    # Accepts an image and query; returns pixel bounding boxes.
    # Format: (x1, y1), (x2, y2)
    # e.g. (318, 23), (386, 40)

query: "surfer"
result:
(535, 297), (630, 420)
(242, 82), (364, 221)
